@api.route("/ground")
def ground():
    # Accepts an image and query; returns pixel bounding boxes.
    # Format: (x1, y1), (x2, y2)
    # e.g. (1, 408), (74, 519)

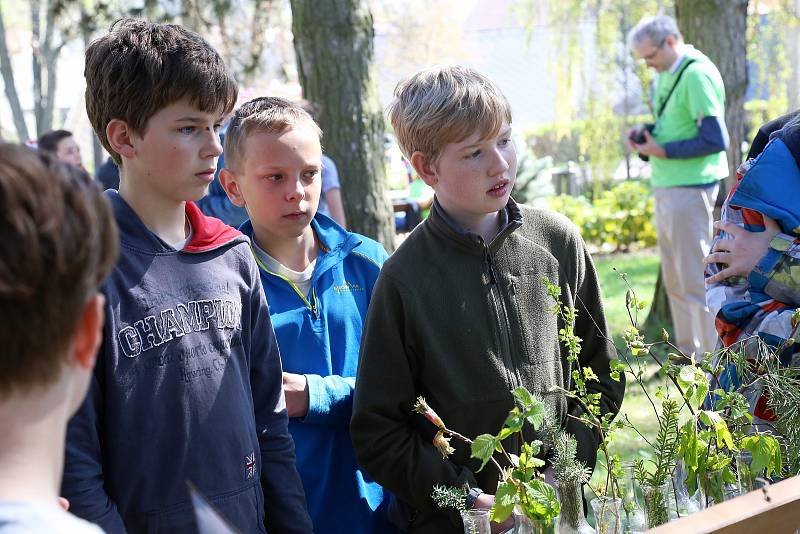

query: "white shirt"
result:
(0, 501), (103, 533)
(251, 241), (316, 297)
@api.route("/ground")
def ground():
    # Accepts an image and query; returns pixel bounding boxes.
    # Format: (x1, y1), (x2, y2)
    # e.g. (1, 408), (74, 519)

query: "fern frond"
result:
(651, 399), (680, 485)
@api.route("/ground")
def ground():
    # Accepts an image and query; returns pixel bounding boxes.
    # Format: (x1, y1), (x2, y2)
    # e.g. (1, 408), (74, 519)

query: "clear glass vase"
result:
(736, 450), (766, 495)
(669, 460), (702, 519)
(621, 464), (646, 534)
(699, 470), (727, 507)
(512, 508), (555, 534)
(461, 509), (492, 534)
(555, 479), (595, 534)
(641, 482), (671, 529)
(590, 497), (623, 534)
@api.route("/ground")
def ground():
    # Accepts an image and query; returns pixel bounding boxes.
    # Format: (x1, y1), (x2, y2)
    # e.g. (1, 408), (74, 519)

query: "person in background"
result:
(298, 100), (348, 228)
(628, 15), (729, 359)
(38, 130), (84, 169)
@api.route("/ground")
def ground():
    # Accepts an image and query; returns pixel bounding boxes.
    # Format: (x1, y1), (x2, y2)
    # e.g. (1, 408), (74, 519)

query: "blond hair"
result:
(388, 66), (512, 162)
(224, 97), (321, 173)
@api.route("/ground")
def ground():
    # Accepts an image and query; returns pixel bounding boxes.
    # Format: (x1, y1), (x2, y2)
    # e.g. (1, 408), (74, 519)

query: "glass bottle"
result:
(555, 479), (595, 534)
(590, 497), (623, 534)
(461, 509), (492, 534)
(670, 460), (702, 519)
(620, 464), (646, 534)
(641, 482), (670, 528)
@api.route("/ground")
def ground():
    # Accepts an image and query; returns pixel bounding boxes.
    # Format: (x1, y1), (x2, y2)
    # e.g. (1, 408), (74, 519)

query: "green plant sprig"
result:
(416, 388), (561, 524)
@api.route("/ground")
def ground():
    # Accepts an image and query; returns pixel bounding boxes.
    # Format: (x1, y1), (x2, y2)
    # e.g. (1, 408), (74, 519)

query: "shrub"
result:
(548, 181), (656, 252)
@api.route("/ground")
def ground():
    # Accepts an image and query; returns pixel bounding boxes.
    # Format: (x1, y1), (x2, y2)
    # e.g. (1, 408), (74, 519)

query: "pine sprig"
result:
(551, 431), (591, 485)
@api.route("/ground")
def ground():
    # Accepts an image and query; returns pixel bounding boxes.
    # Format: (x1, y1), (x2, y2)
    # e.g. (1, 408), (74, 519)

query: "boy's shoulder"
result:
(313, 214), (389, 268)
(348, 230), (389, 268)
(514, 203), (583, 251)
(107, 191), (250, 258)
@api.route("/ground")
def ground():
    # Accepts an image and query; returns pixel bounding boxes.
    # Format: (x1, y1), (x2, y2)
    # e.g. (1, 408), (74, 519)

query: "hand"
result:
(58, 497), (69, 511)
(282, 372), (309, 418)
(473, 493), (515, 534)
(632, 129), (666, 158)
(626, 127), (640, 151)
(704, 216), (781, 283)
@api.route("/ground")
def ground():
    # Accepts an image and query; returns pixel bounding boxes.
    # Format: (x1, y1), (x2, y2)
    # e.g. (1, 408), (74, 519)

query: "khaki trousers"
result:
(653, 184), (720, 357)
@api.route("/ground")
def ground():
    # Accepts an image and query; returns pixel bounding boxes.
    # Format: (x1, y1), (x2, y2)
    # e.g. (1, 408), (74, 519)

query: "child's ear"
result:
(410, 151), (438, 187)
(106, 119), (135, 160)
(70, 294), (105, 371)
(219, 168), (246, 208)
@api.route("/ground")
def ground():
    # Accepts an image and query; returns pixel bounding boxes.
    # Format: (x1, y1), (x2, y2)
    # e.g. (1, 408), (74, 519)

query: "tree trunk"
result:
(31, 0), (44, 136)
(643, 267), (673, 337)
(0, 3), (30, 141)
(289, 0), (396, 251)
(675, 0), (749, 191)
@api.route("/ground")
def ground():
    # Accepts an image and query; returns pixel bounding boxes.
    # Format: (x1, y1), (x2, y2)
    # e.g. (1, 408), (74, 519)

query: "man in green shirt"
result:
(628, 15), (729, 358)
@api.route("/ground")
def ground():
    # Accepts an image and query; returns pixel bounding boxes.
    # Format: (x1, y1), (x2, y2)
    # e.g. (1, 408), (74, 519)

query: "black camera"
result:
(629, 123), (655, 162)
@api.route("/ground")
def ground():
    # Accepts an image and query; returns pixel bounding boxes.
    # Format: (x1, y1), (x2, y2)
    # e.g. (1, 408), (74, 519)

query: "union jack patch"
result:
(244, 451), (256, 480)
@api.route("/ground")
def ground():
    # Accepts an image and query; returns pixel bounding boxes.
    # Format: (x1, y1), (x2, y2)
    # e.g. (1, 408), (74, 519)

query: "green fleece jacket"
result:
(350, 198), (624, 533)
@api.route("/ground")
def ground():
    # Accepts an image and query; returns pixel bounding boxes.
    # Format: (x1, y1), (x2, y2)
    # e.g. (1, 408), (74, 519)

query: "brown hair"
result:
(37, 130), (73, 153)
(387, 65), (512, 163)
(223, 96), (321, 174)
(0, 144), (118, 397)
(85, 18), (238, 165)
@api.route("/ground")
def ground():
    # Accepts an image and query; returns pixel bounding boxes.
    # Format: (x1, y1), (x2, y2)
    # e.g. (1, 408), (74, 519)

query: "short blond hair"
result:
(388, 66), (512, 162)
(224, 97), (321, 173)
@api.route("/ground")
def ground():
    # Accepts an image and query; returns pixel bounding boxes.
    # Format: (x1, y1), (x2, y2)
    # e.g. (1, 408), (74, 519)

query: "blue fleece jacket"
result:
(241, 214), (394, 534)
(62, 192), (312, 534)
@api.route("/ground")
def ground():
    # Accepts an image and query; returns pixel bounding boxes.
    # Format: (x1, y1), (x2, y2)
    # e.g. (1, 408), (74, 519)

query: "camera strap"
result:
(654, 58), (696, 119)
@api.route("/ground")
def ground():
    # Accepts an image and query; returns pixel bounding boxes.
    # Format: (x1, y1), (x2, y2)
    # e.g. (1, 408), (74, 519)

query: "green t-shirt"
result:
(650, 45), (728, 188)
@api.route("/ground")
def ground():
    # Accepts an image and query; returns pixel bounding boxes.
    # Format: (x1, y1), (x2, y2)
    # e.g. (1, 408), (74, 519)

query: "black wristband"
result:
(466, 487), (484, 509)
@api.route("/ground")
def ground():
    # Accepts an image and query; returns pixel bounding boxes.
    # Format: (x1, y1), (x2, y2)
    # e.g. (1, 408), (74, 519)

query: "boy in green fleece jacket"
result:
(350, 66), (625, 534)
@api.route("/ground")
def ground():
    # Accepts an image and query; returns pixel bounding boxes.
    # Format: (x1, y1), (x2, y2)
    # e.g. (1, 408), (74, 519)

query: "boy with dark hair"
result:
(62, 19), (311, 533)
(350, 66), (624, 533)
(37, 129), (83, 169)
(219, 96), (392, 533)
(0, 143), (117, 533)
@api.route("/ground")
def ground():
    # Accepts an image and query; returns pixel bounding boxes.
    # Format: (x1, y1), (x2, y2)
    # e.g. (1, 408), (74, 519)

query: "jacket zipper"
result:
(251, 248), (319, 319)
(484, 246), (521, 391)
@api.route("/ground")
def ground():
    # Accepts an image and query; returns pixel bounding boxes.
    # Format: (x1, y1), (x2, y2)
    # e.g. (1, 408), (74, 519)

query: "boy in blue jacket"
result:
(61, 20), (311, 533)
(219, 97), (393, 534)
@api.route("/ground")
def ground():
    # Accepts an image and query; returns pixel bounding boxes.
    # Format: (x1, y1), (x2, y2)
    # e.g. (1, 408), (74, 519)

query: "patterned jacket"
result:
(705, 124), (800, 425)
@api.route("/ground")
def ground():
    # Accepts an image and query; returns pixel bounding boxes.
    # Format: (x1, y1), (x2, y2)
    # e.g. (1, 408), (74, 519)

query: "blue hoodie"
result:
(241, 214), (394, 534)
(62, 192), (312, 534)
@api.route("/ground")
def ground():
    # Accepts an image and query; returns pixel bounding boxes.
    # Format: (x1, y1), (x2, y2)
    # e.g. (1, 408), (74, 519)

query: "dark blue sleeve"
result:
(246, 259), (313, 533)
(62, 332), (128, 533)
(664, 116), (729, 159)
(195, 177), (249, 229)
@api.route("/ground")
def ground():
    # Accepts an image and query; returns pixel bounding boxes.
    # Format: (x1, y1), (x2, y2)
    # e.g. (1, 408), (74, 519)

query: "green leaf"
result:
(490, 480), (517, 523)
(471, 434), (497, 472)
(503, 409), (525, 434)
(678, 366), (709, 410)
(512, 386), (534, 407)
(741, 435), (782, 478)
(525, 402), (546, 430)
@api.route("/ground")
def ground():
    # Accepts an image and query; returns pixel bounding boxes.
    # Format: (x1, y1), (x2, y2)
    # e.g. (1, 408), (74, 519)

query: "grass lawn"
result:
(587, 249), (681, 496)
(593, 249), (661, 341)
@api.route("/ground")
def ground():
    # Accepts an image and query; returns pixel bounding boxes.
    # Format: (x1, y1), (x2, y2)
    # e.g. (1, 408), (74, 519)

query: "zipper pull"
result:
(485, 249), (497, 285)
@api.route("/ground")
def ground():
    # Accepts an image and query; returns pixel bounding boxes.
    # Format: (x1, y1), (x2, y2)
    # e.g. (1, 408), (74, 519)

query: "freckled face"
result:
(428, 123), (517, 225)
(123, 98), (224, 203)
